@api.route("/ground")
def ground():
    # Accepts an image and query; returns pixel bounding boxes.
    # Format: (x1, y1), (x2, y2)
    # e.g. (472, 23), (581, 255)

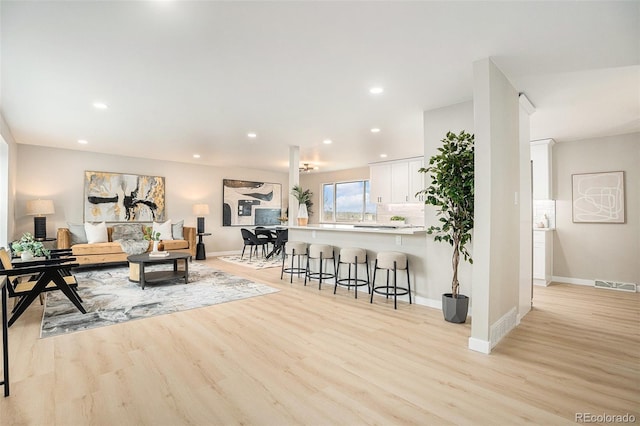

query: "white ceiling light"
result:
(371, 128), (381, 133)
(247, 132), (257, 138)
(380, 153), (387, 158)
(323, 139), (332, 144)
(77, 139), (88, 144)
(92, 102), (108, 109)
(369, 87), (384, 95)
(193, 154), (201, 159)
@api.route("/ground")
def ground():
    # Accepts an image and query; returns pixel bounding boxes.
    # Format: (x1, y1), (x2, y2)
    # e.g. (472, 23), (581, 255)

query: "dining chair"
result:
(240, 228), (268, 261)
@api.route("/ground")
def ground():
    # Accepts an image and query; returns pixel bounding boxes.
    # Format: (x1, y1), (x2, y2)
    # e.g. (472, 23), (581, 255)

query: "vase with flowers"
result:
(144, 226), (161, 252)
(11, 232), (50, 260)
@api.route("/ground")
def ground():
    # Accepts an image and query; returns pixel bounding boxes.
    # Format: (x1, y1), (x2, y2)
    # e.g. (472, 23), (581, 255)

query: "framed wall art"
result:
(572, 171), (625, 223)
(223, 179), (282, 226)
(84, 171), (166, 222)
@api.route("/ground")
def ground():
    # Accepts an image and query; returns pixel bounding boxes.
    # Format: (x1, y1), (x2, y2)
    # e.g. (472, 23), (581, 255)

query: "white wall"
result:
(553, 133), (639, 285)
(518, 97), (534, 321)
(15, 145), (288, 254)
(0, 112), (18, 245)
(470, 58), (520, 353)
(423, 101), (474, 303)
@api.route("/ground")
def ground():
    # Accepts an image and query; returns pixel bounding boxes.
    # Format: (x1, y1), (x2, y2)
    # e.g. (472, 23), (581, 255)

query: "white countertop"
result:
(289, 224), (427, 235)
(533, 228), (555, 232)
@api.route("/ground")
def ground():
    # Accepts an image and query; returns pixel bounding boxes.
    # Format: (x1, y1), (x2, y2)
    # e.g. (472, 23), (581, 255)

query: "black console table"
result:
(196, 233), (211, 260)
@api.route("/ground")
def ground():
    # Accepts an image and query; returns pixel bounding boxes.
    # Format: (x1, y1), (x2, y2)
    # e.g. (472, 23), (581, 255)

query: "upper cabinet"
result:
(531, 139), (555, 200)
(370, 156), (424, 204)
(370, 163), (392, 204)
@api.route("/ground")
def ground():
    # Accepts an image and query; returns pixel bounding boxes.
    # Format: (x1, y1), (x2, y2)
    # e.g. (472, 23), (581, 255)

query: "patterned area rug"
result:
(40, 263), (278, 338)
(217, 254), (283, 269)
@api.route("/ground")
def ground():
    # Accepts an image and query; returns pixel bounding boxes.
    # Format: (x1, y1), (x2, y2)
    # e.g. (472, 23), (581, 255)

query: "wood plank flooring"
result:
(1, 258), (638, 425)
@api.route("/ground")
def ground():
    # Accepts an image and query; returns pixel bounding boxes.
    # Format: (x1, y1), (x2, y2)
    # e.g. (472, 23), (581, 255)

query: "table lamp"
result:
(26, 199), (55, 240)
(193, 203), (210, 234)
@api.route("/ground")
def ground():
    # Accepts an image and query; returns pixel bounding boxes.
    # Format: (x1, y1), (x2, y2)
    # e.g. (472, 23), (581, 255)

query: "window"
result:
(322, 180), (375, 223)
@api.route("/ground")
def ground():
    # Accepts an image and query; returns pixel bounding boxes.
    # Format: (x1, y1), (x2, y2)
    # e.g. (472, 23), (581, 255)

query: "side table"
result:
(196, 233), (211, 260)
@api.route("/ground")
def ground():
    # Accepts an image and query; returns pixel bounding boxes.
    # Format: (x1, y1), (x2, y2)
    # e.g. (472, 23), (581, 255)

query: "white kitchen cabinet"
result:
(370, 163), (392, 203)
(533, 230), (553, 286)
(370, 156), (424, 204)
(391, 161), (410, 202)
(409, 157), (425, 202)
(531, 139), (555, 200)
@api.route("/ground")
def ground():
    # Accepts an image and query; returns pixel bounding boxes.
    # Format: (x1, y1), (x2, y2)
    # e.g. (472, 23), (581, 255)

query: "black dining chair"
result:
(254, 227), (276, 252)
(240, 228), (268, 261)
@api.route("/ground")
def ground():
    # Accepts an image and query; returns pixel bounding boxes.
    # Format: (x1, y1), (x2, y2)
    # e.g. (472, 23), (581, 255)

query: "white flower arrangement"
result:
(11, 232), (50, 257)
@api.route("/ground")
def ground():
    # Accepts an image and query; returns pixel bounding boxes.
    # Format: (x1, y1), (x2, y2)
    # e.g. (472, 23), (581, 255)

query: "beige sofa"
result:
(57, 225), (196, 266)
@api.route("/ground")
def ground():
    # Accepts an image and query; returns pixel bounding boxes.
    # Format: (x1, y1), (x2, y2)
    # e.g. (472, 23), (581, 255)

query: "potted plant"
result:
(417, 130), (474, 323)
(144, 226), (161, 252)
(11, 232), (50, 260)
(390, 215), (406, 225)
(291, 185), (313, 226)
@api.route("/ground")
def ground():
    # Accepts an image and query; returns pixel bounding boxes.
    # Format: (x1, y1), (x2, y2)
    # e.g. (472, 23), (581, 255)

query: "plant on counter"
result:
(390, 216), (405, 221)
(417, 130), (474, 323)
(11, 232), (50, 259)
(291, 185), (313, 225)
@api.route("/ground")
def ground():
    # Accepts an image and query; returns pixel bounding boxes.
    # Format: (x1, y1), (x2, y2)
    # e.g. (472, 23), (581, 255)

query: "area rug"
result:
(40, 263), (278, 338)
(217, 254), (283, 269)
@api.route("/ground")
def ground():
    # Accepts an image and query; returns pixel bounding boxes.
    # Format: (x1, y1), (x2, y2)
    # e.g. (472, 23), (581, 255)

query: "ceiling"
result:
(1, 1), (638, 173)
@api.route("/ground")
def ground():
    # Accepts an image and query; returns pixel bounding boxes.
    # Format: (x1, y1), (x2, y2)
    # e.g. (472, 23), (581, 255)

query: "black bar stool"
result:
(304, 244), (336, 290)
(281, 241), (308, 283)
(334, 247), (370, 299)
(370, 251), (412, 309)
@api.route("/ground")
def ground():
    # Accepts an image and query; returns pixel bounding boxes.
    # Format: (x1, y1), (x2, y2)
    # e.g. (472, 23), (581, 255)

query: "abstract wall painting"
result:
(223, 179), (282, 226)
(572, 171), (625, 223)
(84, 171), (166, 222)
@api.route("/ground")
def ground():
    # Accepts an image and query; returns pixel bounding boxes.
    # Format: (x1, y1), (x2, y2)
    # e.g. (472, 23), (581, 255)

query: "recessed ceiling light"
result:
(371, 128), (381, 133)
(369, 87), (384, 95)
(380, 153), (387, 158)
(193, 154), (201, 159)
(323, 139), (332, 144)
(77, 139), (88, 144)
(92, 102), (108, 109)
(247, 132), (257, 138)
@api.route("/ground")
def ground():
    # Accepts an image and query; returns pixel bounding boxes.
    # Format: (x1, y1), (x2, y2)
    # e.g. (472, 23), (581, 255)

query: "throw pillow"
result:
(67, 223), (88, 245)
(112, 223), (144, 241)
(172, 219), (184, 240)
(153, 220), (173, 240)
(84, 221), (108, 244)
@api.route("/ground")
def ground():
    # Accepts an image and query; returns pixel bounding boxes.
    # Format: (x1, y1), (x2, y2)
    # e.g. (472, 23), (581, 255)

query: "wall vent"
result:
(594, 280), (637, 293)
(490, 307), (517, 349)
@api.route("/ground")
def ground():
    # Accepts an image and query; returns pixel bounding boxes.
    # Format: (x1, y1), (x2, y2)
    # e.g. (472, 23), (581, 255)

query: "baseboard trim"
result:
(490, 307), (517, 349)
(413, 295), (442, 310)
(468, 337), (491, 354)
(551, 276), (593, 286)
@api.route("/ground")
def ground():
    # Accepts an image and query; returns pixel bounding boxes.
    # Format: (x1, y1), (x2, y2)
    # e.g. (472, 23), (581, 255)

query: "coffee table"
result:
(127, 252), (190, 290)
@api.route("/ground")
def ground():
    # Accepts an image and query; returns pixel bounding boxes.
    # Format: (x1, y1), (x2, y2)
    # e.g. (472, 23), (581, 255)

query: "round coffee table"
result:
(127, 252), (190, 290)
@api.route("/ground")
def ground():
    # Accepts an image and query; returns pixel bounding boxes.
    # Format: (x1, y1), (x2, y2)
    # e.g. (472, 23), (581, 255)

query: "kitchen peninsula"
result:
(288, 224), (428, 304)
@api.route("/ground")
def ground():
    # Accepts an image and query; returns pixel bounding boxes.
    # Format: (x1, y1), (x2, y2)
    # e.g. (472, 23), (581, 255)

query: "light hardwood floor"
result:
(1, 258), (638, 425)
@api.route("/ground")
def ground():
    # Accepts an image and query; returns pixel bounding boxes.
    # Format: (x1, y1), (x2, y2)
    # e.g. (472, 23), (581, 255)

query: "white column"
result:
(288, 146), (300, 226)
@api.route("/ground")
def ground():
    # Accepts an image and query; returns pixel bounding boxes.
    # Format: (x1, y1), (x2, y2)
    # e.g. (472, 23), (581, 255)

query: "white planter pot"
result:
(21, 251), (34, 261)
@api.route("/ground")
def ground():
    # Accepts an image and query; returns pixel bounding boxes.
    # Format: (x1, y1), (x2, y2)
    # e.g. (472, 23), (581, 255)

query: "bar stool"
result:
(304, 244), (336, 290)
(334, 247), (370, 299)
(281, 241), (308, 283)
(370, 251), (412, 309)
